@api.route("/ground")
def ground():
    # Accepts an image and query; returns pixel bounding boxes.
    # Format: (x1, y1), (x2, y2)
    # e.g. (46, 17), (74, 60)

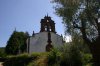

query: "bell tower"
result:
(40, 15), (56, 33)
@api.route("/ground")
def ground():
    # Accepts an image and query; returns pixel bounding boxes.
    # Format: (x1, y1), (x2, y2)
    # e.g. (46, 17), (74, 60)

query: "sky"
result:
(0, 0), (65, 47)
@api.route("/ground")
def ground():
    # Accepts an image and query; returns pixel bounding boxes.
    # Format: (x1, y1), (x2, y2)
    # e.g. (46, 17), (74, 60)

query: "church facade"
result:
(27, 15), (64, 53)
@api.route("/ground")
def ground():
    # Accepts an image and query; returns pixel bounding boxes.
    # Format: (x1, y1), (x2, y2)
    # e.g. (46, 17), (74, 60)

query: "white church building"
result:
(27, 15), (64, 53)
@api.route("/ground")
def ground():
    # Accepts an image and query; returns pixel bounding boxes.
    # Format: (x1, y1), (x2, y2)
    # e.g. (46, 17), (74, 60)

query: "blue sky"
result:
(0, 0), (64, 47)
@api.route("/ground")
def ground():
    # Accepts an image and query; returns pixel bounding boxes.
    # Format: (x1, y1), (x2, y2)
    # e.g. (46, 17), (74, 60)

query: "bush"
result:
(0, 52), (7, 58)
(59, 44), (83, 66)
(0, 47), (6, 58)
(47, 44), (92, 66)
(3, 53), (37, 66)
(82, 53), (93, 66)
(47, 48), (61, 66)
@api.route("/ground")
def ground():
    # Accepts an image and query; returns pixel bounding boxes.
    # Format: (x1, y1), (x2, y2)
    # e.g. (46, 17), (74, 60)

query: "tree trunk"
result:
(89, 39), (100, 66)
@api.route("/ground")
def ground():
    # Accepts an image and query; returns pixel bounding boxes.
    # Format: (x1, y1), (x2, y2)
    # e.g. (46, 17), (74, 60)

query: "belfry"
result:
(40, 15), (56, 33)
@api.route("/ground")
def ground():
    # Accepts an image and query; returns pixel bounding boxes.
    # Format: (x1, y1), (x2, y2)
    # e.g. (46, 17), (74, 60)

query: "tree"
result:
(52, 0), (100, 65)
(5, 31), (29, 55)
(71, 32), (90, 53)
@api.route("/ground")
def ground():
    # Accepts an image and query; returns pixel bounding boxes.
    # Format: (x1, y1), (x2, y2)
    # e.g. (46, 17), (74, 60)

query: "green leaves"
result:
(52, 0), (100, 41)
(5, 31), (29, 55)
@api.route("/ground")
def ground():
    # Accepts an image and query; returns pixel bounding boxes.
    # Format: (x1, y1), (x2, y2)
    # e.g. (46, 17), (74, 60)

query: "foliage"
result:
(3, 52), (47, 66)
(0, 47), (5, 52)
(82, 53), (93, 66)
(2, 46), (92, 66)
(47, 44), (92, 66)
(52, 0), (100, 65)
(71, 33), (90, 53)
(0, 52), (6, 58)
(5, 31), (29, 55)
(59, 44), (83, 66)
(47, 48), (61, 66)
(0, 47), (6, 58)
(28, 45), (92, 66)
(52, 0), (100, 37)
(3, 53), (38, 66)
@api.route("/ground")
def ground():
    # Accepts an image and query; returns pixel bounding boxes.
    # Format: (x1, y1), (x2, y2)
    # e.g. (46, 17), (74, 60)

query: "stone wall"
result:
(27, 32), (63, 53)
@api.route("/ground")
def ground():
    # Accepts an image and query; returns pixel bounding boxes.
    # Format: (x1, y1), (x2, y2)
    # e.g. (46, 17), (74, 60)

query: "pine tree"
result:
(5, 31), (29, 55)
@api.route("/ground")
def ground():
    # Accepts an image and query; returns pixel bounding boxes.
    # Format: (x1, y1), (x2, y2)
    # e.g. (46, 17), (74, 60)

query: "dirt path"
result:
(0, 62), (3, 66)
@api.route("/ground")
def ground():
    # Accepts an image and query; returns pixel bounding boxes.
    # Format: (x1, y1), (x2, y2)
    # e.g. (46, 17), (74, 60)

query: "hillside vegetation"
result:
(0, 47), (6, 58)
(2, 43), (92, 66)
(0, 47), (5, 53)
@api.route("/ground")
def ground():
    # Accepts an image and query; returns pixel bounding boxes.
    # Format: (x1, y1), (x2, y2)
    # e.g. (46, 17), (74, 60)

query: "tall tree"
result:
(5, 31), (29, 55)
(52, 0), (100, 65)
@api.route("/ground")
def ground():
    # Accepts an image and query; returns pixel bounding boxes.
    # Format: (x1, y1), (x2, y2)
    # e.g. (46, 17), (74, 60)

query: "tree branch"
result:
(73, 21), (81, 29)
(80, 19), (92, 46)
(94, 18), (100, 36)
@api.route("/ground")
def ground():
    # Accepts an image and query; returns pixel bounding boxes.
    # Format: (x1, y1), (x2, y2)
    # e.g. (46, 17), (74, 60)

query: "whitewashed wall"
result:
(27, 32), (63, 53)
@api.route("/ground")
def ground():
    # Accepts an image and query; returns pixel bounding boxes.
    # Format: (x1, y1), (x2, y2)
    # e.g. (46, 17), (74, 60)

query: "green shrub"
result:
(59, 44), (83, 66)
(3, 53), (36, 66)
(0, 52), (7, 58)
(47, 48), (61, 66)
(47, 44), (92, 66)
(0, 47), (7, 58)
(3, 52), (48, 66)
(82, 53), (93, 66)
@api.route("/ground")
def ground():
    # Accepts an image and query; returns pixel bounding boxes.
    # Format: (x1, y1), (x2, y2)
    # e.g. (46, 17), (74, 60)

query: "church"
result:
(27, 15), (64, 53)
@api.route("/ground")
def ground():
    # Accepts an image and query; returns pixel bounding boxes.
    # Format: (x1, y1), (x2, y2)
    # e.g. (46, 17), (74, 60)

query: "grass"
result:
(3, 52), (48, 66)
(28, 52), (48, 66)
